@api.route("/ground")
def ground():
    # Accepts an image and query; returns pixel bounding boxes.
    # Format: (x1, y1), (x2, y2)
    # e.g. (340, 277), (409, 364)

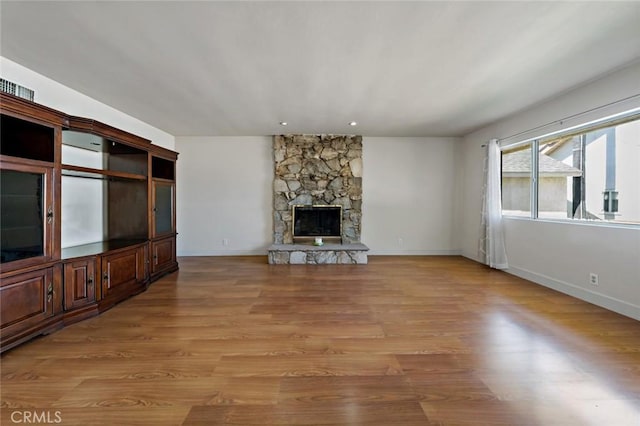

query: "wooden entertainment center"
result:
(0, 92), (178, 352)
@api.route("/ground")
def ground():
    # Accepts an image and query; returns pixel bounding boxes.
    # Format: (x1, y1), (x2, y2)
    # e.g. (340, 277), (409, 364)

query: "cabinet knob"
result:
(47, 206), (54, 224)
(87, 278), (93, 285)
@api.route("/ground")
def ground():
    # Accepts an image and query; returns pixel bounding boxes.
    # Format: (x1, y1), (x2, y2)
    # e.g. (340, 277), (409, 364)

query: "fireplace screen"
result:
(292, 205), (341, 239)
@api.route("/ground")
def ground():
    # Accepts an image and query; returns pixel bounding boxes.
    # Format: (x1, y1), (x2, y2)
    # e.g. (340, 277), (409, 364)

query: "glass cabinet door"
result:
(152, 180), (174, 237)
(1, 163), (54, 267)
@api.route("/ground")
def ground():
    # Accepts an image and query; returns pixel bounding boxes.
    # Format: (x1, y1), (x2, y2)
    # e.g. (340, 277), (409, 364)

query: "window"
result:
(501, 144), (532, 217)
(501, 113), (640, 225)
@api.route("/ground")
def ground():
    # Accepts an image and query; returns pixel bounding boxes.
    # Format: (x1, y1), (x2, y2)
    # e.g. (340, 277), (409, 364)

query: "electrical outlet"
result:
(398, 237), (404, 247)
(589, 273), (599, 286)
(222, 238), (229, 246)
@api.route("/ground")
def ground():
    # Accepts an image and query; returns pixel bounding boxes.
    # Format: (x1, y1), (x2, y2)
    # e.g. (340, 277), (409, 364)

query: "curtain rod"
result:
(496, 93), (640, 144)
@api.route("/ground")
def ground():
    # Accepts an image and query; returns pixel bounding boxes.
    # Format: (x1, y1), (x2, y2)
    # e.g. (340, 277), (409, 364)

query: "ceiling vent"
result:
(1, 78), (35, 101)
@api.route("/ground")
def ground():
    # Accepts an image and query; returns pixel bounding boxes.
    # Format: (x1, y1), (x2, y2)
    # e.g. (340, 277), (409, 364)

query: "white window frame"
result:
(500, 108), (640, 227)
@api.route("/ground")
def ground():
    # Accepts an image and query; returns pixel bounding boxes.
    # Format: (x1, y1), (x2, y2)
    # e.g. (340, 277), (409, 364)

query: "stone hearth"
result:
(268, 243), (369, 264)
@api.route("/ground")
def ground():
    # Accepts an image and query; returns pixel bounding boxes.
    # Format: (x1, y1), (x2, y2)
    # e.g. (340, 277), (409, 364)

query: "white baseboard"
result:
(506, 265), (640, 321)
(179, 249), (463, 257)
(177, 249), (266, 256)
(368, 249), (462, 256)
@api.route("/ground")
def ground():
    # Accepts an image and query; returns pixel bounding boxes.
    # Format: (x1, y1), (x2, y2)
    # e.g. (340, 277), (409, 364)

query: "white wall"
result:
(1, 57), (175, 150)
(362, 137), (462, 255)
(460, 60), (640, 320)
(176, 135), (463, 257)
(176, 136), (273, 255)
(504, 219), (640, 319)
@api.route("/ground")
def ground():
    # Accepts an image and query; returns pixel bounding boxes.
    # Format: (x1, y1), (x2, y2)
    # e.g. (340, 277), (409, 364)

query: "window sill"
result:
(501, 214), (640, 229)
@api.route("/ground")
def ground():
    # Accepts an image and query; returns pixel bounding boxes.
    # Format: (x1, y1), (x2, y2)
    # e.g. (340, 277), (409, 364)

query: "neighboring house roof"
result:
(539, 136), (573, 156)
(502, 149), (582, 177)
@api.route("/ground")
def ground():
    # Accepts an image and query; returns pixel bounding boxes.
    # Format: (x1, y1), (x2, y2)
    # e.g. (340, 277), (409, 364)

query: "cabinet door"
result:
(0, 267), (57, 346)
(101, 246), (145, 299)
(63, 259), (96, 310)
(152, 180), (175, 237)
(0, 161), (55, 272)
(151, 236), (176, 275)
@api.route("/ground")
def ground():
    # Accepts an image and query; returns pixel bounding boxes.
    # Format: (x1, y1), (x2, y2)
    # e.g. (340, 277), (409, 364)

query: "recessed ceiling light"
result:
(349, 121), (357, 126)
(279, 121), (288, 126)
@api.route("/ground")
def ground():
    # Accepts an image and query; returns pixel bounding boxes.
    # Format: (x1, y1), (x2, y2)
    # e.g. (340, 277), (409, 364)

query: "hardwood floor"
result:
(1, 256), (639, 425)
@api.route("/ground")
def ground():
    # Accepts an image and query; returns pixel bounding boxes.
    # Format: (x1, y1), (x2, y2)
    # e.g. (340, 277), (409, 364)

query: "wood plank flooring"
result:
(1, 255), (639, 425)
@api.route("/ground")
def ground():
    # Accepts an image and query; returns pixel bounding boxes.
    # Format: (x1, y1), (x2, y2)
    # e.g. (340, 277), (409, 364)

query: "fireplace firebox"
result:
(292, 205), (342, 243)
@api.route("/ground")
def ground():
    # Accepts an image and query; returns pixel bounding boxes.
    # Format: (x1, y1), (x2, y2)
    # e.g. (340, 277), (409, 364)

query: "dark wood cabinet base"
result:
(0, 265), (64, 352)
(1, 93), (178, 353)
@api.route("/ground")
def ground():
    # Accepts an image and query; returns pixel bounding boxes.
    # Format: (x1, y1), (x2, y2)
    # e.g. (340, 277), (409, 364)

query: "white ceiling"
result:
(1, 1), (639, 137)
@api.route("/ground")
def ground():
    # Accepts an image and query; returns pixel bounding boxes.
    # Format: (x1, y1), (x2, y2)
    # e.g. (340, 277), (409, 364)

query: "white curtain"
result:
(479, 139), (509, 269)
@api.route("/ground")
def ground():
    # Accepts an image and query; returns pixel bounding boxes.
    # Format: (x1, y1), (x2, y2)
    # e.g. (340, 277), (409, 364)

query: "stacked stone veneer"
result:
(268, 245), (368, 264)
(273, 135), (363, 244)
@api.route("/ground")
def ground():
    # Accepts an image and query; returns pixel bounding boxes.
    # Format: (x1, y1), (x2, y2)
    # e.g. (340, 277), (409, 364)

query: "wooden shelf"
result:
(61, 164), (147, 181)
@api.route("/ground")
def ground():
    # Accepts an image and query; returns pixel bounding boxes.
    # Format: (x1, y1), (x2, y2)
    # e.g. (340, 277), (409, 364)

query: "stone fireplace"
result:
(269, 134), (368, 264)
(272, 134), (363, 244)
